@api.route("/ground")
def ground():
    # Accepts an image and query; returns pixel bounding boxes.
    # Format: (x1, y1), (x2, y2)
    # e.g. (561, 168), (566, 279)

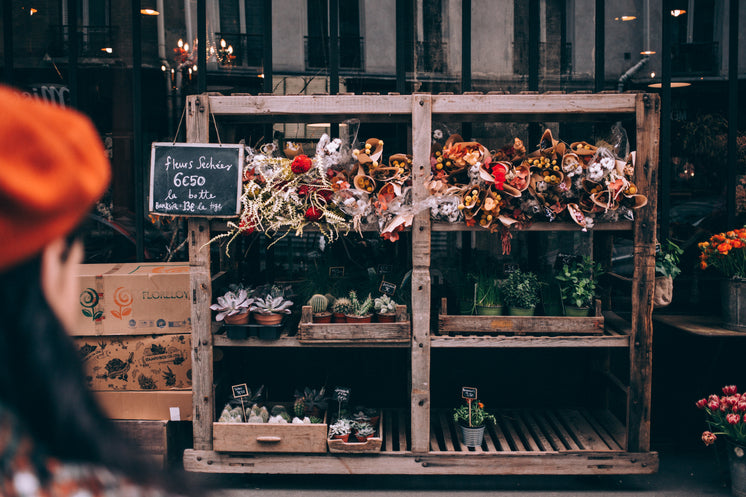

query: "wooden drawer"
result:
(213, 411), (328, 453)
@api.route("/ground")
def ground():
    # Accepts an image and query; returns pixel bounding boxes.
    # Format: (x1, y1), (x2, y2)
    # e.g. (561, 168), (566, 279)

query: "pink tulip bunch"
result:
(697, 385), (746, 447)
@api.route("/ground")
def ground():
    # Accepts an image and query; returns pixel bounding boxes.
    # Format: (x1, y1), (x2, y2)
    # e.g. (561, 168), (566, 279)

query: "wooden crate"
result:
(437, 298), (604, 336)
(213, 410), (327, 453)
(114, 420), (192, 469)
(298, 305), (411, 342)
(327, 411), (384, 453)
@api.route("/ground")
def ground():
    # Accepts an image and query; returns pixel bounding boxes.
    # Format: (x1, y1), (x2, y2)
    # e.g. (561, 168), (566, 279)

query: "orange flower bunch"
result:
(698, 228), (746, 279)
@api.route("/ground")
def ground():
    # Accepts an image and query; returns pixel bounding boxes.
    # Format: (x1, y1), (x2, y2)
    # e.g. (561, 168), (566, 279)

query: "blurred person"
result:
(0, 85), (191, 496)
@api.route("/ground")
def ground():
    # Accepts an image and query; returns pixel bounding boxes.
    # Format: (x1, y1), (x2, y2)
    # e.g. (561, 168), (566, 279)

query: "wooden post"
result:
(186, 94), (214, 451)
(411, 94), (432, 453)
(628, 93), (660, 452)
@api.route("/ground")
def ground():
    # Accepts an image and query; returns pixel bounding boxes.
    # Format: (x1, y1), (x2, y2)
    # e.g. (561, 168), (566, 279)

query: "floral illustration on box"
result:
(79, 287), (103, 321)
(110, 286), (133, 320)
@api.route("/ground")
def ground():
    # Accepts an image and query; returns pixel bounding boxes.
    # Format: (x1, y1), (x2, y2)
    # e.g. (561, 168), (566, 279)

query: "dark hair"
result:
(0, 253), (195, 493)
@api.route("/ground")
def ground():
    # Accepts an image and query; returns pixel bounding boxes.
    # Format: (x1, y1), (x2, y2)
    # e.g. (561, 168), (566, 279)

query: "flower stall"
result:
(174, 92), (659, 476)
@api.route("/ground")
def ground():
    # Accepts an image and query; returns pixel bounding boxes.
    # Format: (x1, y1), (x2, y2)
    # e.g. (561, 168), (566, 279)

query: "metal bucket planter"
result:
(459, 424), (485, 448)
(727, 441), (746, 497)
(722, 278), (746, 332)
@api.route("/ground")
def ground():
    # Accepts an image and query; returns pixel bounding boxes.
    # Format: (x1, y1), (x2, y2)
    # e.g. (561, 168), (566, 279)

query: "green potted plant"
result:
(474, 273), (502, 315)
(331, 297), (352, 323)
(308, 294), (332, 323)
(654, 239), (683, 308)
(345, 291), (374, 323)
(453, 399), (496, 448)
(555, 256), (603, 316)
(501, 269), (541, 316)
(374, 295), (397, 322)
(697, 385), (746, 496)
(352, 422), (376, 442)
(210, 288), (253, 325)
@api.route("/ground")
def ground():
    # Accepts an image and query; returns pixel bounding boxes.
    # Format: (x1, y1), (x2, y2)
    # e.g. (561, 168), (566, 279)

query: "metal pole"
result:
(263, 0), (272, 93)
(197, 0), (206, 94)
(594, 0), (604, 92)
(727, 0), (739, 227)
(3, 0), (13, 85)
(461, 0), (471, 139)
(329, 0), (339, 138)
(132, 0), (144, 260)
(68, 0), (79, 107)
(660, 0), (672, 241)
(395, 0), (406, 93)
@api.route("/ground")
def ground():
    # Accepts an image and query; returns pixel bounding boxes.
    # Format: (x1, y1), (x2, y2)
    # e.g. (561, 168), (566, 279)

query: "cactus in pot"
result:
(331, 297), (352, 322)
(345, 291), (373, 323)
(308, 294), (332, 323)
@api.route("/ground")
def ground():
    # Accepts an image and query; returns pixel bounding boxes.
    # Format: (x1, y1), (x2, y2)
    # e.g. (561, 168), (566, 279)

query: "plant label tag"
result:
(378, 264), (394, 275)
(503, 263), (519, 274)
(329, 266), (345, 278)
(554, 253), (582, 271)
(462, 386), (477, 400)
(379, 280), (397, 296)
(334, 387), (351, 403)
(232, 383), (249, 398)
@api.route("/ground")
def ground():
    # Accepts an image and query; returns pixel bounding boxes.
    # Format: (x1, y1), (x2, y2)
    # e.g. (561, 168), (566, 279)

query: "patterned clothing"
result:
(0, 405), (173, 497)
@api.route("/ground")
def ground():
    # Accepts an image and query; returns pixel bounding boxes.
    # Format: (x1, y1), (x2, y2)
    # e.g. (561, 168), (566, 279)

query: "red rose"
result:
(305, 206), (322, 221)
(291, 154), (312, 174)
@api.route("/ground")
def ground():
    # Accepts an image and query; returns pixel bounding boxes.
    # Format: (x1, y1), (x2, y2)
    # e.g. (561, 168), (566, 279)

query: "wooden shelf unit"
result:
(183, 92), (660, 475)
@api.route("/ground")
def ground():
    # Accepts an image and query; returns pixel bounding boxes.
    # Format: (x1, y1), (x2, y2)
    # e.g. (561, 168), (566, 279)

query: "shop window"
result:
(305, 0), (363, 71)
(671, 0), (719, 76)
(52, 0), (113, 58)
(216, 0), (264, 68)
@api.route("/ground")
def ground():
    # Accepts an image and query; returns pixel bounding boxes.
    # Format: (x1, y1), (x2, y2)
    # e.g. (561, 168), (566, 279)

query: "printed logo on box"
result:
(110, 287), (133, 320)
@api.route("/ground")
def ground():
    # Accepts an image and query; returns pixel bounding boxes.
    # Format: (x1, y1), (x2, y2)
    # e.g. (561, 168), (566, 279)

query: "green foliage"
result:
(555, 256), (603, 308)
(453, 400), (496, 428)
(656, 240), (683, 279)
(473, 272), (502, 307)
(347, 290), (373, 316)
(501, 269), (541, 309)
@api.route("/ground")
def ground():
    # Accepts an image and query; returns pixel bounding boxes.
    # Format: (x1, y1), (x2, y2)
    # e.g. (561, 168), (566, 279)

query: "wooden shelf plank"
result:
(430, 333), (628, 348)
(214, 333), (408, 348)
(653, 314), (746, 337)
(432, 221), (633, 232)
(185, 449), (658, 474)
(431, 94), (638, 115)
(208, 95), (413, 117)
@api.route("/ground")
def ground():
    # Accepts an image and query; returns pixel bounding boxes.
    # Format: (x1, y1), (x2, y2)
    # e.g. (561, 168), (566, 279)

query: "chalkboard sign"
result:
(329, 266), (345, 278)
(554, 253), (583, 272)
(503, 263), (519, 275)
(379, 280), (397, 296)
(377, 264), (394, 275)
(232, 383), (249, 398)
(149, 142), (243, 217)
(462, 386), (477, 399)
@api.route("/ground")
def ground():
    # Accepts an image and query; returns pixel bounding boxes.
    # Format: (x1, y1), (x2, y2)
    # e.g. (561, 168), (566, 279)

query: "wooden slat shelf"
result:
(183, 407), (656, 474)
(431, 331), (628, 348)
(214, 333), (409, 348)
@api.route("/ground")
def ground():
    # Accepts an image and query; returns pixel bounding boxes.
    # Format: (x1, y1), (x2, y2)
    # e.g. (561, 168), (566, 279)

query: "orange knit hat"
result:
(0, 85), (111, 271)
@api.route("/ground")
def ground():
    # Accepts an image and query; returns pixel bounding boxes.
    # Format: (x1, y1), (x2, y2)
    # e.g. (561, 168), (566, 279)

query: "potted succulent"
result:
(308, 294), (332, 323)
(293, 386), (328, 418)
(697, 385), (746, 496)
(374, 295), (397, 322)
(210, 288), (252, 325)
(250, 290), (293, 326)
(331, 297), (352, 323)
(328, 419), (352, 443)
(501, 269), (541, 316)
(345, 291), (374, 323)
(654, 239), (683, 308)
(474, 273), (502, 315)
(555, 256), (603, 316)
(453, 399), (496, 448)
(353, 422), (376, 442)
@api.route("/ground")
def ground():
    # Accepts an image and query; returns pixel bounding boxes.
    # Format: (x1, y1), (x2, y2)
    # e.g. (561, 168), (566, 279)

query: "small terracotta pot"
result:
(332, 433), (350, 443)
(345, 314), (373, 323)
(253, 312), (283, 325)
(224, 311), (249, 325)
(376, 313), (396, 323)
(313, 312), (332, 323)
(332, 312), (346, 323)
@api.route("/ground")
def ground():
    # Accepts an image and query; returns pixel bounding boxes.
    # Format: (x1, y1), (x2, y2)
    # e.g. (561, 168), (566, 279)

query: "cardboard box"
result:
(74, 263), (191, 336)
(95, 391), (193, 420)
(76, 334), (192, 390)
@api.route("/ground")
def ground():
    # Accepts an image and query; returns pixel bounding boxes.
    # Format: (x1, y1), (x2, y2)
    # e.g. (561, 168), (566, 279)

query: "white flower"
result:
(433, 129), (444, 140)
